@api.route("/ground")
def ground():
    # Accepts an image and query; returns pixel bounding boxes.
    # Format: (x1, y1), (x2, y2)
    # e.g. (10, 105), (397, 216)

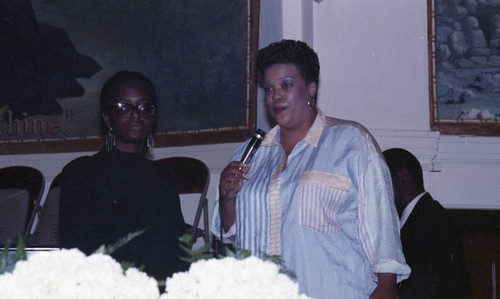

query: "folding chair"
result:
(155, 157), (210, 248)
(25, 173), (61, 247)
(0, 166), (44, 247)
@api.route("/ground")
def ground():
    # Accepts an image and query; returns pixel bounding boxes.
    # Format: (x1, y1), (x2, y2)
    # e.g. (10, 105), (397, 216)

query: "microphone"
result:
(240, 128), (266, 166)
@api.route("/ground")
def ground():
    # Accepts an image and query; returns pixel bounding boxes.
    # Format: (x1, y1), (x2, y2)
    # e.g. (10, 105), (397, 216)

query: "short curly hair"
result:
(256, 40), (320, 88)
(100, 70), (157, 114)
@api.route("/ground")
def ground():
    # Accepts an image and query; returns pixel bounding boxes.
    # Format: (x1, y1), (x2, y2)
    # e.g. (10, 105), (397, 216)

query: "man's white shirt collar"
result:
(400, 191), (427, 229)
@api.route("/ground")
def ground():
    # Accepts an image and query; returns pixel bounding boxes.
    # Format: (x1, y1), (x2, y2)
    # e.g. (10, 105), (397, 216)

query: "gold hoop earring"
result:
(307, 97), (316, 110)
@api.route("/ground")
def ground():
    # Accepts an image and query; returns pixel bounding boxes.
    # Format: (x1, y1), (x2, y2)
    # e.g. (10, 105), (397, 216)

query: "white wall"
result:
(308, 0), (500, 209)
(1, 1), (498, 234)
(313, 0), (429, 131)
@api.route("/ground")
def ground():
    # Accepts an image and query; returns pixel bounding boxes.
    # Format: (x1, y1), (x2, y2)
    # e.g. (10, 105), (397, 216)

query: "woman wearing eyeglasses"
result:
(59, 71), (189, 283)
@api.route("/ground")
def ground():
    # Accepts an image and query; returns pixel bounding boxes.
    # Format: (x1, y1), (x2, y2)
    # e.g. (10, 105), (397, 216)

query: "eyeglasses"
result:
(111, 102), (156, 118)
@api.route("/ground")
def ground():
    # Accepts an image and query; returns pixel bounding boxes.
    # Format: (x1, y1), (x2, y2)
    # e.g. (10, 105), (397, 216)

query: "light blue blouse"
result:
(211, 110), (410, 299)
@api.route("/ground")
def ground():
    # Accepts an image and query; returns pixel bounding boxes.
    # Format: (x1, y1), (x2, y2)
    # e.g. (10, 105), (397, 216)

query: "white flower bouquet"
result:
(0, 249), (160, 299)
(161, 256), (312, 299)
(0, 234), (311, 299)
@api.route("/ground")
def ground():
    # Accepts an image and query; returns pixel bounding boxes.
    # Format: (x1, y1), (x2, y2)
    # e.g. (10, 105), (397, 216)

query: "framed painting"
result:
(428, 0), (500, 136)
(0, 0), (260, 154)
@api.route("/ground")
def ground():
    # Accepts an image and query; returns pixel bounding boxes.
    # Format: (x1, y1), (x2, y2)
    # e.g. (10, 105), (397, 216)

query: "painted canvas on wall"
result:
(428, 0), (500, 135)
(0, 0), (259, 154)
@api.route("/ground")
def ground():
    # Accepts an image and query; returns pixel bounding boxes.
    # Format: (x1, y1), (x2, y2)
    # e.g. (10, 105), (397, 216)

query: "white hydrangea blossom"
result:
(161, 256), (312, 299)
(0, 249), (159, 299)
(0, 249), (311, 299)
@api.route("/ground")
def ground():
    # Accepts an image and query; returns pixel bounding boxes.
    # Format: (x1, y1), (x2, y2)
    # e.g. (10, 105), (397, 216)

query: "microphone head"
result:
(250, 129), (266, 150)
(240, 128), (266, 164)
(255, 128), (266, 140)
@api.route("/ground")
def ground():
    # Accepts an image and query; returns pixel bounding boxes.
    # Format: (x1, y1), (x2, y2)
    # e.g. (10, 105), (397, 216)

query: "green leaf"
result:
(10, 237), (27, 263)
(120, 260), (145, 272)
(91, 229), (147, 274)
(93, 229), (146, 255)
(178, 234), (214, 263)
(0, 239), (12, 274)
(0, 237), (28, 274)
(219, 242), (251, 260)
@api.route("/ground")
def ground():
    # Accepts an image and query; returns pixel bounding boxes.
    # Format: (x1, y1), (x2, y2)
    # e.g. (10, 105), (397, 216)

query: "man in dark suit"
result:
(383, 148), (472, 298)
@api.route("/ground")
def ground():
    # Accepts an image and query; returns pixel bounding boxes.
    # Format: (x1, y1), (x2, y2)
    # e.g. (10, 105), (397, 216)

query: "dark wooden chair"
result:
(448, 209), (500, 299)
(0, 166), (45, 247)
(25, 173), (62, 247)
(155, 157), (210, 248)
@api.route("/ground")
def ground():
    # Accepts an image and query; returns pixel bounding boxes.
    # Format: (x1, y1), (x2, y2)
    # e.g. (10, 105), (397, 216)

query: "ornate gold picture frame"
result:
(428, 0), (500, 136)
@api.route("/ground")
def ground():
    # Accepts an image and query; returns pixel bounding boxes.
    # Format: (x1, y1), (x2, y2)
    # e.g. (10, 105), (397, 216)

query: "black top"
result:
(59, 148), (189, 280)
(399, 193), (472, 298)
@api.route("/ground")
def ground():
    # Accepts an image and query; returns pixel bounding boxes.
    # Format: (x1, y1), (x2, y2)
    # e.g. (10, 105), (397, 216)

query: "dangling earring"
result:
(147, 131), (154, 151)
(105, 128), (115, 151)
(307, 96), (316, 110)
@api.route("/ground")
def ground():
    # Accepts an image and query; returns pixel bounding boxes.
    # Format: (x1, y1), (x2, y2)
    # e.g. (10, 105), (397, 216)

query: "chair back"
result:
(0, 166), (44, 246)
(25, 173), (62, 247)
(155, 157), (210, 248)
